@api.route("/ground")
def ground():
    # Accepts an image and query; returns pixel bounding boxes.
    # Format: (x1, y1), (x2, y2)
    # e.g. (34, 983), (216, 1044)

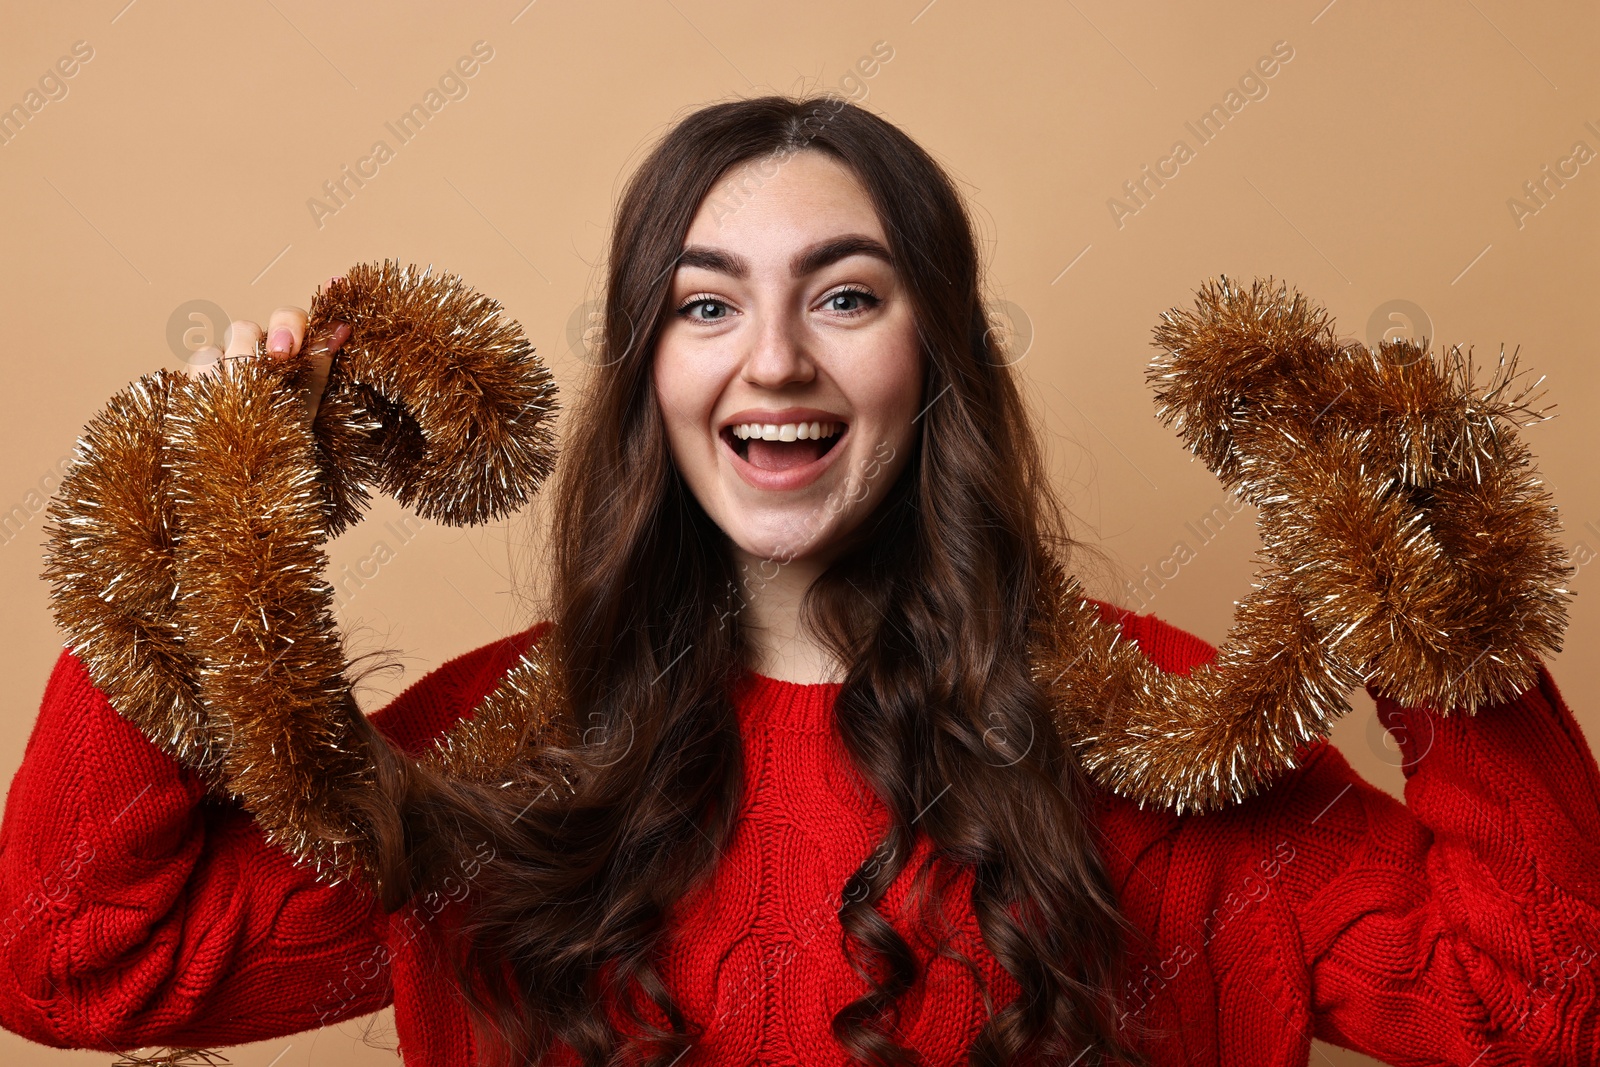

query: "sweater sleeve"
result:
(1282, 665), (1600, 1064)
(1110, 609), (1600, 1064)
(0, 647), (390, 1049)
(0, 623), (542, 1051)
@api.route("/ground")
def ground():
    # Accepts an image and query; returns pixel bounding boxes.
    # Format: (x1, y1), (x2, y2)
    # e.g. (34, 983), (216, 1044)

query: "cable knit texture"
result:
(3, 606), (1599, 1065)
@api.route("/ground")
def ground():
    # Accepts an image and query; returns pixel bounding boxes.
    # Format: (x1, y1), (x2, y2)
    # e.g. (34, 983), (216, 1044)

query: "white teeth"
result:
(731, 420), (842, 441)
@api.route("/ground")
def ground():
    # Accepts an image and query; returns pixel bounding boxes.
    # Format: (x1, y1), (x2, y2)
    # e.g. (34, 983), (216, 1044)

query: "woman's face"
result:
(653, 149), (923, 569)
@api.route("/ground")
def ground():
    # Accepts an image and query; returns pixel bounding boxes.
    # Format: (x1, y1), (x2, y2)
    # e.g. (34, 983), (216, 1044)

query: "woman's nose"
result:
(740, 310), (816, 388)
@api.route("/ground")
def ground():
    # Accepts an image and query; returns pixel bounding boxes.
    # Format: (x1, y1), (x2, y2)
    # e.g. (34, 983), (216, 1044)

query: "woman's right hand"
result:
(183, 280), (351, 425)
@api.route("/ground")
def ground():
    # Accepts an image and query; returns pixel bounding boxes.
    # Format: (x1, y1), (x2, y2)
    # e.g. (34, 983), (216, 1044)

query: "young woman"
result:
(3, 94), (1599, 1067)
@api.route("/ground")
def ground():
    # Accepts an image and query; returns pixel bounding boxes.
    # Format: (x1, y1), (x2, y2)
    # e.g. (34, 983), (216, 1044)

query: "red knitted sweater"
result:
(3, 607), (1599, 1065)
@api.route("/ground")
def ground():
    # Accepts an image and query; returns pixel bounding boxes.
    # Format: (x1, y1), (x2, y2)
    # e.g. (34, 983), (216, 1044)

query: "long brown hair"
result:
(352, 93), (1144, 1066)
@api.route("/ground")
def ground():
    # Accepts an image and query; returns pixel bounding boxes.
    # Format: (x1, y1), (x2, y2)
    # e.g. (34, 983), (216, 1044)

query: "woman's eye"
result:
(677, 296), (732, 322)
(821, 288), (881, 316)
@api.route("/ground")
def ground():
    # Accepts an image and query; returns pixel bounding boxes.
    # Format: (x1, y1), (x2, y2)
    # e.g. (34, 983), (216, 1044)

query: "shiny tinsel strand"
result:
(303, 260), (561, 528)
(41, 261), (568, 884)
(166, 352), (378, 878)
(111, 1050), (232, 1066)
(39, 371), (234, 792)
(1034, 276), (1572, 813)
(424, 626), (579, 793)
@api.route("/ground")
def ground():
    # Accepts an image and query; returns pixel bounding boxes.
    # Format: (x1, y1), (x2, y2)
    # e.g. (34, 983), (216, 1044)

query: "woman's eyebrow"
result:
(675, 234), (894, 279)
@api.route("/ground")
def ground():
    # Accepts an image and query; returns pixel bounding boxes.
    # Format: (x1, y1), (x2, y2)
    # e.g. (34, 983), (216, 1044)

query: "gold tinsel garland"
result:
(111, 1049), (232, 1066)
(42, 261), (565, 877)
(41, 265), (1573, 895)
(1031, 277), (1571, 812)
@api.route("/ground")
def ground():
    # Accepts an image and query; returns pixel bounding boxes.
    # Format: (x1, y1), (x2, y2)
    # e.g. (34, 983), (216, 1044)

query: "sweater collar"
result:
(729, 667), (841, 733)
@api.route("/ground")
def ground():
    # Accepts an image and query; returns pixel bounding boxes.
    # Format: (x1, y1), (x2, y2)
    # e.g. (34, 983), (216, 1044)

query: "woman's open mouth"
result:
(723, 420), (844, 468)
(719, 419), (848, 491)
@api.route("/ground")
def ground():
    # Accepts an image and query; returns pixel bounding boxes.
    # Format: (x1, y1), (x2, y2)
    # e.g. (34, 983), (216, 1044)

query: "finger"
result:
(301, 322), (350, 423)
(223, 320), (263, 363)
(304, 275), (347, 354)
(265, 306), (309, 358)
(306, 320), (352, 358)
(185, 344), (223, 379)
(297, 271), (353, 363)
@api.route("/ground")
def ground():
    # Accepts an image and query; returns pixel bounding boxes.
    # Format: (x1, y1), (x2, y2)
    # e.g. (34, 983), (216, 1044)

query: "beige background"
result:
(2, 1), (1596, 1064)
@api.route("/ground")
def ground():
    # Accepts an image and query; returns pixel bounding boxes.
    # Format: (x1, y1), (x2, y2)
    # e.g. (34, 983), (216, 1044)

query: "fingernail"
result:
(267, 328), (294, 355)
(321, 323), (351, 353)
(307, 323), (350, 356)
